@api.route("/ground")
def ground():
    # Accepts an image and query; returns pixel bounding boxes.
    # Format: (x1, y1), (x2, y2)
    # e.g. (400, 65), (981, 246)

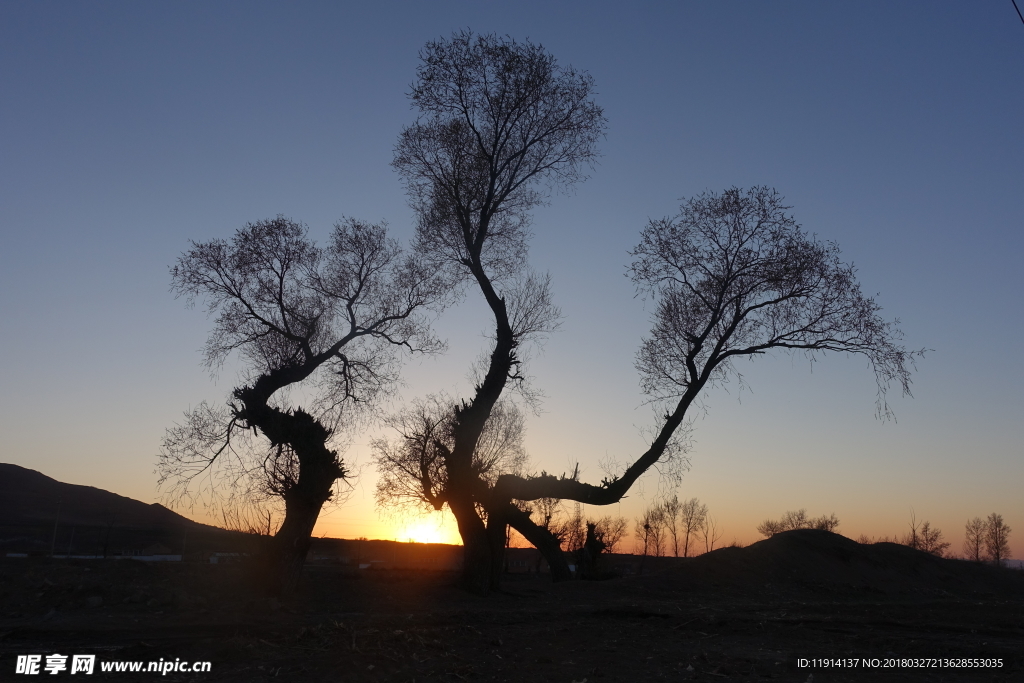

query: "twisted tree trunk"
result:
(236, 378), (345, 595)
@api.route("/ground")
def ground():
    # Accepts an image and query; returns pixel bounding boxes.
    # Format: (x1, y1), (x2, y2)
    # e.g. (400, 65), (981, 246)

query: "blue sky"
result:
(2, 1), (1022, 552)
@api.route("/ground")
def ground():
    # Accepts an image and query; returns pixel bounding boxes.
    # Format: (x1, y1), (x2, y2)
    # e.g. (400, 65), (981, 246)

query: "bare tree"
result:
(679, 497), (708, 557)
(814, 513), (841, 533)
(390, 30), (605, 592)
(661, 495), (682, 557)
(903, 510), (922, 550)
(372, 395), (528, 514)
(160, 217), (445, 593)
(561, 503), (588, 557)
(221, 505), (275, 537)
(635, 502), (667, 558)
(701, 514), (723, 553)
(918, 521), (951, 557)
(983, 513), (1012, 566)
(896, 512), (949, 556)
(387, 30), (918, 594)
(494, 185), (915, 567)
(594, 515), (629, 554)
(782, 510), (811, 531)
(963, 517), (986, 562)
(756, 509), (839, 538)
(634, 504), (666, 574)
(532, 498), (564, 538)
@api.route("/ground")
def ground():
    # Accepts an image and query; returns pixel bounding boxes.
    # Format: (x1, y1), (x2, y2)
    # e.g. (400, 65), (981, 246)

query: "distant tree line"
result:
(507, 498), (629, 578)
(962, 513), (1011, 565)
(795, 508), (1017, 566)
(634, 496), (720, 558)
(756, 509), (840, 538)
(524, 499), (629, 556)
(881, 511), (1011, 565)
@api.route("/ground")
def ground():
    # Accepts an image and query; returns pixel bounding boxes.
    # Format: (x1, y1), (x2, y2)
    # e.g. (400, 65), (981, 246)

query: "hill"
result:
(0, 463), (241, 556)
(632, 528), (1024, 598)
(0, 463), (205, 529)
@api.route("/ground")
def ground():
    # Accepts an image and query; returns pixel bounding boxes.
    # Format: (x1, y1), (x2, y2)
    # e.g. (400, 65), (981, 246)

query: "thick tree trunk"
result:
(265, 455), (338, 595)
(235, 382), (344, 596)
(485, 509), (510, 592)
(268, 497), (319, 595)
(579, 522), (607, 580)
(449, 497), (492, 595)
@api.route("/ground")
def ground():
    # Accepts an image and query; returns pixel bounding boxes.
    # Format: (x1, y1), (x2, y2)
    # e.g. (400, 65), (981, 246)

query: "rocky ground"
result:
(1, 530), (1022, 682)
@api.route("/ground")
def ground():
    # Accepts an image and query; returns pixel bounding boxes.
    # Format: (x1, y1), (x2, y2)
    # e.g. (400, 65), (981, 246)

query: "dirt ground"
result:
(1, 531), (1022, 682)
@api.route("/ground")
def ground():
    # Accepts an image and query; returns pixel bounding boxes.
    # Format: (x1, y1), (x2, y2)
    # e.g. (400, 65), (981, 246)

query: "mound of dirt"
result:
(632, 529), (1024, 598)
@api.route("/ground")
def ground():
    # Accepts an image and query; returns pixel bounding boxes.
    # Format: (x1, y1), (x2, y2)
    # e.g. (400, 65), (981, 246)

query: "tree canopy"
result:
(380, 32), (919, 595)
(160, 216), (446, 592)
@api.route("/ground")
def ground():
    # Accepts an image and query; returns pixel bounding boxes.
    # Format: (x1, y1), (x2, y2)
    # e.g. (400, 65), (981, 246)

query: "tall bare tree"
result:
(160, 217), (445, 593)
(679, 497), (708, 557)
(661, 495), (682, 557)
(895, 511), (947, 556)
(634, 503), (666, 558)
(983, 513), (1012, 566)
(560, 503), (587, 556)
(701, 514), (723, 553)
(918, 521), (950, 557)
(963, 517), (986, 562)
(388, 30), (605, 592)
(386, 29), (918, 594)
(594, 515), (629, 554)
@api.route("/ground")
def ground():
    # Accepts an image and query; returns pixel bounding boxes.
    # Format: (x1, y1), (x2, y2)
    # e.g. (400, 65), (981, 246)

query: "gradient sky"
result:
(2, 1), (1022, 556)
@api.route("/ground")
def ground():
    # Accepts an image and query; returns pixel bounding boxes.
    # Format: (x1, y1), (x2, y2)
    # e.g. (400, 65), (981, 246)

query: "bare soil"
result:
(2, 530), (1022, 682)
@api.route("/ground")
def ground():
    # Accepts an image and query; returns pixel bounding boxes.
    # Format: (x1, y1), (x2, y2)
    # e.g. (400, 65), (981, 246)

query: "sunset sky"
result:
(2, 2), (1022, 556)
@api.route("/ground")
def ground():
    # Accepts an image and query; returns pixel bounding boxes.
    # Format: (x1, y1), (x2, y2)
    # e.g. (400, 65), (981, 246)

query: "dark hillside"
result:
(0, 463), (247, 556)
(0, 463), (204, 529)
(631, 528), (1024, 598)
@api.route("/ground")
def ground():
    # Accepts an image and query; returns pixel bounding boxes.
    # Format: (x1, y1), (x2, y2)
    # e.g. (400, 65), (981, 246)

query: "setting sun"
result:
(402, 522), (443, 544)
(397, 517), (462, 545)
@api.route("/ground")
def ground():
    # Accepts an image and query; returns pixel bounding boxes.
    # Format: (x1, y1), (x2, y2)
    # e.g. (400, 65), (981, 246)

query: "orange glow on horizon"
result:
(313, 510), (464, 545)
(397, 520), (456, 544)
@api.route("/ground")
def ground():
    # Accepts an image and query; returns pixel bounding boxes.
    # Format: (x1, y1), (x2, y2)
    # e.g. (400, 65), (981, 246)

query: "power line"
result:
(1013, 0), (1024, 27)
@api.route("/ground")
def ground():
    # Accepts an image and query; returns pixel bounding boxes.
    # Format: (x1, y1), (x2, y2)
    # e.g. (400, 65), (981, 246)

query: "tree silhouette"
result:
(963, 517), (986, 562)
(661, 495), (683, 558)
(701, 514), (724, 553)
(918, 521), (950, 557)
(679, 497), (709, 557)
(388, 30), (605, 592)
(634, 503), (667, 558)
(983, 513), (1012, 565)
(159, 217), (445, 593)
(593, 515), (629, 554)
(384, 30), (919, 594)
(757, 509), (839, 538)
